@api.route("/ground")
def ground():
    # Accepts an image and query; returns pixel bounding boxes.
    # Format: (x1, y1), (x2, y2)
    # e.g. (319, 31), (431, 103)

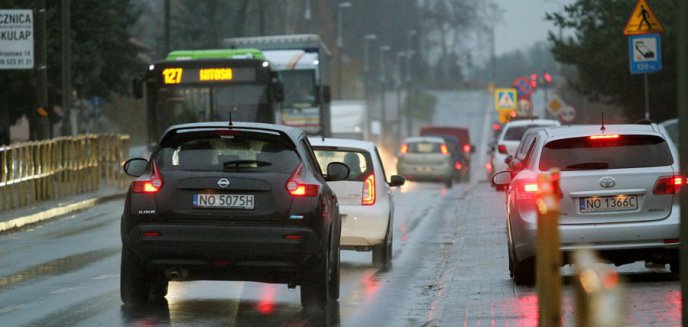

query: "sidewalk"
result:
(0, 186), (127, 233)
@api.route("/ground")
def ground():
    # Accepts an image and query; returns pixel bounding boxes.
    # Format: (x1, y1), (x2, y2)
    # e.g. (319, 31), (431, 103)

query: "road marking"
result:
(92, 274), (118, 280)
(50, 287), (82, 294)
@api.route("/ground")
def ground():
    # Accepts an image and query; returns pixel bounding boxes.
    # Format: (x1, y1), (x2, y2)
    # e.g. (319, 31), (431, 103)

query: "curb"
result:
(0, 193), (126, 234)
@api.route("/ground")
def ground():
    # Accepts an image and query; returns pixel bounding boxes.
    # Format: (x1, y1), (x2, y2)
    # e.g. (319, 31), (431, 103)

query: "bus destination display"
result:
(162, 67), (256, 85)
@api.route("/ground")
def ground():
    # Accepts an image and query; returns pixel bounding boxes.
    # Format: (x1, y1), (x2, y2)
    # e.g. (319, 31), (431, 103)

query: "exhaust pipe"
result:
(165, 268), (187, 281)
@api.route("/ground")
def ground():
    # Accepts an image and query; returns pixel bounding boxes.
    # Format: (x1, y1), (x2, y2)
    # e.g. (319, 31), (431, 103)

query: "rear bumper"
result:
(340, 203), (390, 248)
(511, 204), (680, 264)
(397, 163), (453, 181)
(124, 224), (322, 282)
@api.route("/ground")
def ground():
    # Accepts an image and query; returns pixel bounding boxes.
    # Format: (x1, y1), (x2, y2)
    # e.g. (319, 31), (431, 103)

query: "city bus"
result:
(133, 49), (284, 146)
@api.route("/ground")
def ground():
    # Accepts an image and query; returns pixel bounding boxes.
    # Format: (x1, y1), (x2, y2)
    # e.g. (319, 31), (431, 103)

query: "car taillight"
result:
(440, 144), (449, 155)
(515, 180), (538, 200)
(286, 163), (319, 197)
(400, 144), (409, 155)
(462, 144), (471, 153)
(454, 162), (462, 170)
(362, 174), (376, 206)
(653, 175), (683, 195)
(589, 134), (620, 140)
(498, 144), (508, 154)
(132, 162), (163, 194)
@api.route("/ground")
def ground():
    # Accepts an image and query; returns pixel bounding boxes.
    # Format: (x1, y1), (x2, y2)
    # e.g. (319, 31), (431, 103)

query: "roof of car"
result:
(403, 136), (446, 143)
(503, 119), (561, 128)
(542, 124), (663, 140)
(161, 121), (304, 140)
(308, 137), (376, 151)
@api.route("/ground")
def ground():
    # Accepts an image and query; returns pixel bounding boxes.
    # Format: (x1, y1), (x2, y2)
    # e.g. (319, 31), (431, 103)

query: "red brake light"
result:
(462, 144), (471, 153)
(492, 123), (502, 131)
(286, 163), (319, 197)
(589, 134), (620, 140)
(454, 162), (463, 170)
(515, 180), (538, 200)
(523, 183), (539, 193)
(498, 144), (508, 154)
(132, 162), (163, 194)
(440, 144), (449, 155)
(485, 162), (493, 173)
(654, 175), (683, 195)
(362, 174), (376, 205)
(400, 144), (409, 155)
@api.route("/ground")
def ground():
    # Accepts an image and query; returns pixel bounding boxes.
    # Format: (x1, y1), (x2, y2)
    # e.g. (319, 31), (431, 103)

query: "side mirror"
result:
(504, 155), (513, 165)
(327, 162), (349, 181)
(491, 171), (513, 187)
(274, 81), (285, 102)
(123, 158), (148, 177)
(510, 159), (524, 171)
(389, 175), (406, 187)
(132, 76), (144, 99)
(322, 85), (332, 103)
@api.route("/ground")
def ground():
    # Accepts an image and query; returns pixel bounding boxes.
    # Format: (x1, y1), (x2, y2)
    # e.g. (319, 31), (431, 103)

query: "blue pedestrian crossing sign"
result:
(628, 33), (661, 74)
(494, 88), (517, 111)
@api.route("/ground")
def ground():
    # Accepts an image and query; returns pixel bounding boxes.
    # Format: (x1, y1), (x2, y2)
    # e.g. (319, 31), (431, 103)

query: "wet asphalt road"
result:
(0, 90), (679, 326)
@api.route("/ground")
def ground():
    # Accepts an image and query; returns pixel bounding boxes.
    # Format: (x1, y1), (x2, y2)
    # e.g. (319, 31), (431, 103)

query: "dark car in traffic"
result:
(120, 122), (349, 309)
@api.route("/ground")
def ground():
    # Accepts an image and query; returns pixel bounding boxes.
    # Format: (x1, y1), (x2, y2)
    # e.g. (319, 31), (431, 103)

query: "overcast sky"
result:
(494, 0), (575, 55)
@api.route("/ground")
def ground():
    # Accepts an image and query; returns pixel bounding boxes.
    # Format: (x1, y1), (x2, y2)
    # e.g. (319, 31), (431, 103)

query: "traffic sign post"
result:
(624, 0), (664, 121)
(494, 88), (517, 112)
(0, 10), (34, 69)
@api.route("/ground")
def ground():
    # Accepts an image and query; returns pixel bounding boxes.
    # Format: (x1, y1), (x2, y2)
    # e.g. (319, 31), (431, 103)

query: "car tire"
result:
(301, 245), (330, 309)
(513, 257), (535, 286)
(329, 235), (341, 301)
(670, 260), (680, 274)
(120, 251), (151, 305)
(372, 220), (393, 267)
(149, 273), (169, 301)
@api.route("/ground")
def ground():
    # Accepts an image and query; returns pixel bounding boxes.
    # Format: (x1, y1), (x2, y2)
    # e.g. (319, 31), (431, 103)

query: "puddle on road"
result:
(0, 248), (119, 289)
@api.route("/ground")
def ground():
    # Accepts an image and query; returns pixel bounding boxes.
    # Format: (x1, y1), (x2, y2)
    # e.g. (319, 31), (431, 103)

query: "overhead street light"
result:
(336, 1), (352, 99)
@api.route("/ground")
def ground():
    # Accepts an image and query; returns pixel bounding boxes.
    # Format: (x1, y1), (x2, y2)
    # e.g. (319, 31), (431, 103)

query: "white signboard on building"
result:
(0, 10), (34, 69)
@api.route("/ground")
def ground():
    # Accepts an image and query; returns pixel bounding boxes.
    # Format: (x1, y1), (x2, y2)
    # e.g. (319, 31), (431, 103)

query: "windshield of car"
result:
(313, 149), (371, 181)
(155, 131), (300, 173)
(504, 124), (557, 141)
(539, 135), (673, 171)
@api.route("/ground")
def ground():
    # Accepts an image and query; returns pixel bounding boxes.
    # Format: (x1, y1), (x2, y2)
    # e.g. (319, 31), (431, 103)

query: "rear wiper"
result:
(565, 162), (609, 170)
(223, 160), (271, 170)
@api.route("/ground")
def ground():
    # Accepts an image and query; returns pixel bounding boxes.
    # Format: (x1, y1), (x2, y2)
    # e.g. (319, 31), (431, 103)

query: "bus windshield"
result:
(280, 70), (316, 108)
(154, 84), (268, 130)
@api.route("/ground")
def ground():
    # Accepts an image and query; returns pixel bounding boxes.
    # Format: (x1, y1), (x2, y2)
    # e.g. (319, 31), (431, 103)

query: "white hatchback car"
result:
(493, 124), (680, 285)
(310, 138), (405, 266)
(492, 119), (560, 182)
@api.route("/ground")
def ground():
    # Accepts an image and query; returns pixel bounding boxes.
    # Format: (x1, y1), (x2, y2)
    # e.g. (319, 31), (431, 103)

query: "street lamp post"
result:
(363, 34), (377, 139)
(406, 29), (417, 137)
(379, 45), (391, 141)
(336, 1), (352, 99)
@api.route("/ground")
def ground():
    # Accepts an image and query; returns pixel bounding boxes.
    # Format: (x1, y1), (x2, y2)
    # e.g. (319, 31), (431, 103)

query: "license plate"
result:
(579, 195), (638, 213)
(416, 166), (432, 172)
(193, 194), (255, 209)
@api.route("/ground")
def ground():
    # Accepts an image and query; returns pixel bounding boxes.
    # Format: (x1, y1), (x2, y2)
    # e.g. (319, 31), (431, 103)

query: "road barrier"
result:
(573, 249), (624, 327)
(0, 134), (130, 211)
(535, 169), (562, 327)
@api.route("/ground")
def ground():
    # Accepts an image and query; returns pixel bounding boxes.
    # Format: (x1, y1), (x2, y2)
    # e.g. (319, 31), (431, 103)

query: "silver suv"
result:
(493, 124), (680, 285)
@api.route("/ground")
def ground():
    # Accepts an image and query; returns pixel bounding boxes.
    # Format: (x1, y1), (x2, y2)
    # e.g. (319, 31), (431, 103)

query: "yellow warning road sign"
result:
(623, 0), (664, 35)
(494, 88), (517, 111)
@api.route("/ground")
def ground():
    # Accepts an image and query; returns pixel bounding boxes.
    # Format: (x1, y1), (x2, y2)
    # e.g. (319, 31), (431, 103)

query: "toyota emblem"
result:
(599, 177), (616, 188)
(218, 178), (230, 188)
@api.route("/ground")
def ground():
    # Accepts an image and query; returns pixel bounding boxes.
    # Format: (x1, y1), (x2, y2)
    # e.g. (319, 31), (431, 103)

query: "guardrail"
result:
(535, 169), (624, 327)
(0, 134), (130, 211)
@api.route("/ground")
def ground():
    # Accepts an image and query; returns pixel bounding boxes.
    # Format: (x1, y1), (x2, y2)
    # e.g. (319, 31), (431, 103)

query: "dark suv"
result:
(120, 122), (349, 308)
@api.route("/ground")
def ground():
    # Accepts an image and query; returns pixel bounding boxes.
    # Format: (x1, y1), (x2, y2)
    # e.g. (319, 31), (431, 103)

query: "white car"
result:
(493, 124), (680, 285)
(492, 119), (560, 185)
(310, 138), (405, 266)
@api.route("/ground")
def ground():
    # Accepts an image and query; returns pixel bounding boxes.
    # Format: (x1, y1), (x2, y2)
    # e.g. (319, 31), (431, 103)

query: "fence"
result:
(0, 134), (130, 211)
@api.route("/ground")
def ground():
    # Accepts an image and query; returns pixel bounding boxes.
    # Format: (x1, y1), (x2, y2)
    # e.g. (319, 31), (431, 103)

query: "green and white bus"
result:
(133, 49), (284, 145)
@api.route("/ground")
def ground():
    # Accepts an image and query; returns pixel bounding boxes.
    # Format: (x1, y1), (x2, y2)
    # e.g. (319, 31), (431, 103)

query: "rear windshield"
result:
(313, 149), (372, 181)
(155, 131), (300, 173)
(408, 142), (442, 154)
(504, 124), (557, 141)
(539, 135), (673, 171)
